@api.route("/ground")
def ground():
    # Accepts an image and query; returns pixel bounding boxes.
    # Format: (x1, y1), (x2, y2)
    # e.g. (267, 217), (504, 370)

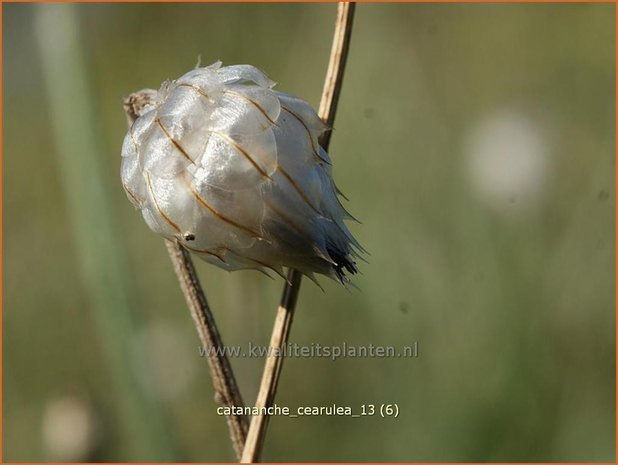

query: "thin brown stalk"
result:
(240, 3), (356, 463)
(124, 100), (249, 460)
(164, 242), (248, 458)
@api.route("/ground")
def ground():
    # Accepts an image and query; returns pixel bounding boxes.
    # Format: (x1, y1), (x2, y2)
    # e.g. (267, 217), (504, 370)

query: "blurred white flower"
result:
(464, 109), (550, 213)
(122, 62), (361, 283)
(41, 395), (98, 461)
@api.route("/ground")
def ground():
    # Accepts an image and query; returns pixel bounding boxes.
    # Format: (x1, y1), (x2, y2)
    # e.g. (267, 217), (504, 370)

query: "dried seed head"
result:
(121, 61), (362, 283)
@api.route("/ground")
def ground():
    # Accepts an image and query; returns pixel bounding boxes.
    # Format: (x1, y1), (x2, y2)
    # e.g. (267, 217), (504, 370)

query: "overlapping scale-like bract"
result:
(121, 61), (361, 283)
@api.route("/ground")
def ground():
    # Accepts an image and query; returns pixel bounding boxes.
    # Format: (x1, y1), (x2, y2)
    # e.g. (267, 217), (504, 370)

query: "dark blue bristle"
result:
(326, 243), (358, 282)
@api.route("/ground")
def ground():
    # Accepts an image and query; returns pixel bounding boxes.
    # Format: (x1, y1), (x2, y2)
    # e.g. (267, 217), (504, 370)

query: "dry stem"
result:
(240, 3), (356, 463)
(164, 242), (248, 458)
(124, 101), (248, 460)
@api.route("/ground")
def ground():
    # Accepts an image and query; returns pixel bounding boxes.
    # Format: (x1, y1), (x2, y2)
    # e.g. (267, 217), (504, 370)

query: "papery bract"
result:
(121, 62), (362, 283)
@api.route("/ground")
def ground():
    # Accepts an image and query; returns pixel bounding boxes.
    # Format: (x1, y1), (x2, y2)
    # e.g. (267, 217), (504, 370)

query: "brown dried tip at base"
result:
(122, 89), (158, 124)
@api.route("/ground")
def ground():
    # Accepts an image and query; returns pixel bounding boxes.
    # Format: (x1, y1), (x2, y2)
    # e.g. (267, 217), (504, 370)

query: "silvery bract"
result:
(121, 62), (362, 283)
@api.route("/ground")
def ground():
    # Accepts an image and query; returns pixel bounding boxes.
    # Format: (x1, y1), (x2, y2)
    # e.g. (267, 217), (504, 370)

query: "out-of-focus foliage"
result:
(3, 3), (615, 462)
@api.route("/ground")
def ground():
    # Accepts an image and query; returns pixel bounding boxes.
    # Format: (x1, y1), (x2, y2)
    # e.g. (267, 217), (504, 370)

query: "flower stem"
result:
(164, 242), (249, 458)
(240, 3), (356, 463)
(124, 102), (249, 461)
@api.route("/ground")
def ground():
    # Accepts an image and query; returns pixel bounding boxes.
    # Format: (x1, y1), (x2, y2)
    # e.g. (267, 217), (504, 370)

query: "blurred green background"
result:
(3, 2), (615, 462)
